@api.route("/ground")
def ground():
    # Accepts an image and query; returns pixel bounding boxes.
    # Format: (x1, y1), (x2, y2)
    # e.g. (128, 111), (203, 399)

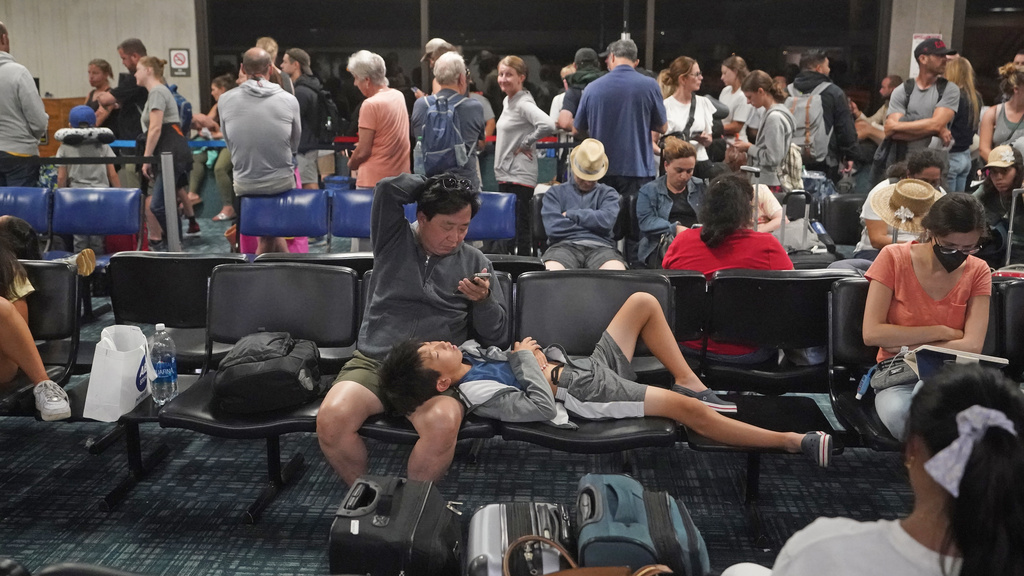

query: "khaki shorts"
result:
(334, 350), (456, 403)
(296, 150), (319, 185)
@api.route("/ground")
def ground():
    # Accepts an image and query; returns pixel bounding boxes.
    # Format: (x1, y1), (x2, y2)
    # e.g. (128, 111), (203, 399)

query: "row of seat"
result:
(10, 252), (1023, 530)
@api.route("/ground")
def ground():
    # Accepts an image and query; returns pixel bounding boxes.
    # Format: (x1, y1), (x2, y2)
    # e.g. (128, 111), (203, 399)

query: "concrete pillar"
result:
(886, 0), (962, 78)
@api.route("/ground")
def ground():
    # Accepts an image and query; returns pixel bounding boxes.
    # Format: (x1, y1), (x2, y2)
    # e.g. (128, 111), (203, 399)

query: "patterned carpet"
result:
(0, 416), (910, 575)
(1, 180), (913, 575)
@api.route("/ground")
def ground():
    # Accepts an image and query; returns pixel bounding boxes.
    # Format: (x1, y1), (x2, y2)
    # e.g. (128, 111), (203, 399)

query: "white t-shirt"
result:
(854, 179), (946, 253)
(754, 184), (783, 224)
(719, 85), (753, 143)
(663, 94), (715, 161)
(770, 518), (959, 576)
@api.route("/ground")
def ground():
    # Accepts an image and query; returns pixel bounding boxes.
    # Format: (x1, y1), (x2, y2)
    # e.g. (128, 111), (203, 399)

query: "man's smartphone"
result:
(411, 86), (420, 94)
(473, 273), (492, 280)
(689, 130), (703, 140)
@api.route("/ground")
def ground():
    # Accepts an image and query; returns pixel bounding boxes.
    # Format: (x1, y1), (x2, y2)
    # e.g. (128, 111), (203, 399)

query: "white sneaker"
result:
(34, 380), (71, 421)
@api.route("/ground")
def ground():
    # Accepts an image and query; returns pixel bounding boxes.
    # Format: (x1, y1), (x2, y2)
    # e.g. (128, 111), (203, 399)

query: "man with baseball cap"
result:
(556, 47), (605, 133)
(282, 48), (323, 189)
(574, 38), (667, 267)
(540, 138), (627, 270)
(883, 38), (960, 156)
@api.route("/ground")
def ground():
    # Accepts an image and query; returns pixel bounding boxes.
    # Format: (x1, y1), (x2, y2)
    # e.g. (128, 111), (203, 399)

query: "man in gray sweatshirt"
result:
(0, 22), (48, 187)
(317, 173), (509, 486)
(218, 47), (301, 254)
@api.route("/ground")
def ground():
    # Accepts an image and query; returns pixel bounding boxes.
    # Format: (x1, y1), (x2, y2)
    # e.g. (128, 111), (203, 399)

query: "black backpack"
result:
(212, 332), (323, 413)
(313, 86), (341, 146)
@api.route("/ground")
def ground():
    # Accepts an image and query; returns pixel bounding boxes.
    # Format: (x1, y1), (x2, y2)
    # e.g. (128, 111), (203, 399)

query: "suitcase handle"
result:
(336, 477), (404, 518)
(578, 481), (638, 527)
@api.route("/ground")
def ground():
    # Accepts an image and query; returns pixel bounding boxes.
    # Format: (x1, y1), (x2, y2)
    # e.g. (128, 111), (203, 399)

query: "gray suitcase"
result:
(465, 502), (573, 576)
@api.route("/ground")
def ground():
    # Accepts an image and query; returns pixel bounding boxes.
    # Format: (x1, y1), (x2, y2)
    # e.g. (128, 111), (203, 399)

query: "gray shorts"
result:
(296, 150), (319, 185)
(542, 242), (626, 270)
(554, 331), (647, 419)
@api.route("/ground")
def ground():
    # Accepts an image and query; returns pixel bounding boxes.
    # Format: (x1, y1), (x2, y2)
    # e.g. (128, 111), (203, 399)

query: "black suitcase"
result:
(328, 476), (461, 576)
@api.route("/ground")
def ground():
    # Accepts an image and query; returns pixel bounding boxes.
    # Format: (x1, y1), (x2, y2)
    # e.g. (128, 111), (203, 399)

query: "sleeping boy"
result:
(379, 292), (833, 467)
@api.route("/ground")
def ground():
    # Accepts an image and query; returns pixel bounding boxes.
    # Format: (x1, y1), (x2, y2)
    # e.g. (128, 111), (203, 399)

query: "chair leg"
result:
(742, 452), (771, 551)
(100, 421), (169, 511)
(244, 436), (305, 524)
(86, 422), (126, 455)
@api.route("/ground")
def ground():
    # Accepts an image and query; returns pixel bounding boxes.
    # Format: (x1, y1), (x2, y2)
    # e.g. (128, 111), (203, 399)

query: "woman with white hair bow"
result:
(723, 364), (1024, 576)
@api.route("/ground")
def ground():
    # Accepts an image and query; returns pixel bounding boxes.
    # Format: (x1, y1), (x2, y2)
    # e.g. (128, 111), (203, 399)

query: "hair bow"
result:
(923, 405), (1018, 497)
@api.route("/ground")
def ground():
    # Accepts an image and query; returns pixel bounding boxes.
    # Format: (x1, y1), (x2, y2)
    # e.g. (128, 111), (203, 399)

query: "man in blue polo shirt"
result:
(574, 39), (666, 267)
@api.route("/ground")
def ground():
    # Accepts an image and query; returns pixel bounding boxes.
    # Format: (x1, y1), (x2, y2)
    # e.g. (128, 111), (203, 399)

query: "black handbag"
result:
(212, 331), (323, 413)
(645, 233), (673, 269)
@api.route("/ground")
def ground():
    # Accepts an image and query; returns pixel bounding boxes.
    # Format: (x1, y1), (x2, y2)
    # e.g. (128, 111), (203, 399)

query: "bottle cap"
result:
(156, 323), (166, 331)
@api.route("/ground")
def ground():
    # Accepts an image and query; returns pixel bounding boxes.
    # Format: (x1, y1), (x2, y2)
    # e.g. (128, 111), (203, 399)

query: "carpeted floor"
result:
(0, 415), (911, 575)
(1, 189), (913, 575)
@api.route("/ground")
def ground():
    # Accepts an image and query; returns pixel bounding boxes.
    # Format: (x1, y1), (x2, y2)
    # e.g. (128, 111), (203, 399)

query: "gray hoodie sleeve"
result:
(20, 72), (48, 139)
(462, 350), (558, 422)
(370, 173), (428, 255)
(748, 107), (792, 176)
(288, 94), (302, 153)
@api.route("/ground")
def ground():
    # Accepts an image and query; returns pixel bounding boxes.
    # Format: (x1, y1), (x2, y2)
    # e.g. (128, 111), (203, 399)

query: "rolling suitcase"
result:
(465, 502), (574, 576)
(328, 476), (461, 576)
(576, 474), (710, 576)
(776, 190), (837, 269)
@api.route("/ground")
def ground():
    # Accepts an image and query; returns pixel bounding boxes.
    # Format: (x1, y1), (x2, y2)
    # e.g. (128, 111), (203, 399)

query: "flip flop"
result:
(212, 212), (235, 222)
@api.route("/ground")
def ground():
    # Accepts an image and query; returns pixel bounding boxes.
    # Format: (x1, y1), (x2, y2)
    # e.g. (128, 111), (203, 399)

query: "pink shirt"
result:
(865, 243), (991, 362)
(356, 88), (410, 189)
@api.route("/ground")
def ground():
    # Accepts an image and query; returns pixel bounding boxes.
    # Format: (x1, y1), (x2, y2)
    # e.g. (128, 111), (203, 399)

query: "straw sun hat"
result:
(869, 178), (941, 234)
(570, 138), (609, 182)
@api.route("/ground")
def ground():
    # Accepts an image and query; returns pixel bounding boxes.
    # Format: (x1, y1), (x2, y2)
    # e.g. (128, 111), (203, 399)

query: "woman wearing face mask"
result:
(972, 145), (1024, 266)
(862, 192), (992, 440)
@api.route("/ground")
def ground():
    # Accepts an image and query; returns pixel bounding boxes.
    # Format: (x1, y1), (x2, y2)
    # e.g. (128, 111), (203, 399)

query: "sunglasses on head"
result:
(433, 176), (472, 192)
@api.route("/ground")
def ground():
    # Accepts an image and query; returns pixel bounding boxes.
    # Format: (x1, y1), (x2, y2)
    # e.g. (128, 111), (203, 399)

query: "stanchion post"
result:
(161, 152), (181, 252)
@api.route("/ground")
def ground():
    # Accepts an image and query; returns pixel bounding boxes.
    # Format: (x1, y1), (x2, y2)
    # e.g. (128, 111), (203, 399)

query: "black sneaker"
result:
(801, 431), (833, 468)
(148, 238), (167, 252)
(671, 384), (737, 413)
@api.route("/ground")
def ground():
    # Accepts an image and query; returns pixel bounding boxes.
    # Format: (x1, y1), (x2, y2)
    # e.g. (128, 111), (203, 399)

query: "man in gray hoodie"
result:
(218, 47), (301, 254)
(0, 22), (48, 187)
(317, 173), (509, 486)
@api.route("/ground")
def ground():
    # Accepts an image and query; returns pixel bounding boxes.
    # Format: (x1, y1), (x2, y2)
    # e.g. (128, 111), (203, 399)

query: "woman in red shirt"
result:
(663, 173), (792, 363)
(863, 193), (991, 440)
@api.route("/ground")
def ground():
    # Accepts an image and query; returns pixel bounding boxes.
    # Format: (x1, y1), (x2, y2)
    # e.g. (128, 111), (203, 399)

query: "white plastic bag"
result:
(83, 325), (152, 422)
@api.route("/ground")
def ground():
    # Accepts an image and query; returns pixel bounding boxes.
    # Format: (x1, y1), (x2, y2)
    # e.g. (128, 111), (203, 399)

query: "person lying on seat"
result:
(378, 291), (833, 467)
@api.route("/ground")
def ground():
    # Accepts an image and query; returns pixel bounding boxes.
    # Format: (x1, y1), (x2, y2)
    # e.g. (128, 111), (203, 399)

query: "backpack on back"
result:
(313, 86), (341, 146)
(167, 84), (193, 135)
(786, 82), (831, 164)
(419, 94), (471, 175)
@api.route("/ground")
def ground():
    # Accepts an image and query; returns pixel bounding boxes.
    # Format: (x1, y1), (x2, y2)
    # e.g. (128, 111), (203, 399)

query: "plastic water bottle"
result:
(149, 323), (178, 405)
(413, 136), (425, 175)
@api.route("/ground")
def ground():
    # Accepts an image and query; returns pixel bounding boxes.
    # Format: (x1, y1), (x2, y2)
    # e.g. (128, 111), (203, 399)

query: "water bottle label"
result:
(811, 222), (827, 235)
(155, 359), (177, 380)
